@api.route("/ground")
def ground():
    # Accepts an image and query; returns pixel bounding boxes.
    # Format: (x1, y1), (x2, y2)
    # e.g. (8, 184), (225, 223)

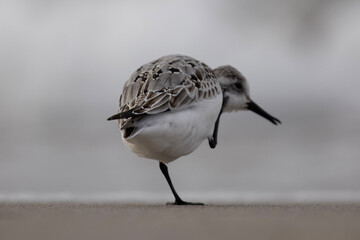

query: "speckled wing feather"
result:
(117, 55), (222, 130)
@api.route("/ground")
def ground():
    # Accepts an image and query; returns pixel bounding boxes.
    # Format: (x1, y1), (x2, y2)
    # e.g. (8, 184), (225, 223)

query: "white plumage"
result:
(124, 95), (222, 162)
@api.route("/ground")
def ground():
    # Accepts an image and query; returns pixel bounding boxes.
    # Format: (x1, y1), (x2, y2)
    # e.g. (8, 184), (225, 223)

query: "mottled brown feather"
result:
(117, 55), (221, 129)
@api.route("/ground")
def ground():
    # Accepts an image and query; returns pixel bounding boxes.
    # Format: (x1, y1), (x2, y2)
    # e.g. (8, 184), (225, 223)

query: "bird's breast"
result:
(122, 93), (223, 162)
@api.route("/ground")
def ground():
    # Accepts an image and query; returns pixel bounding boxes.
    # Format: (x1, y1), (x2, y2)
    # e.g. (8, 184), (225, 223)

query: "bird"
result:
(108, 54), (281, 205)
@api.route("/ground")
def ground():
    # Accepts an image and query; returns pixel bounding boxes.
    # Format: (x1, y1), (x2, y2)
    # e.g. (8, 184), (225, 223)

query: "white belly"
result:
(122, 94), (223, 163)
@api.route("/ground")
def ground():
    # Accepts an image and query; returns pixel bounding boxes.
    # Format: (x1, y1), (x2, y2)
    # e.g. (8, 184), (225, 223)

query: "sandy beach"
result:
(1, 203), (360, 240)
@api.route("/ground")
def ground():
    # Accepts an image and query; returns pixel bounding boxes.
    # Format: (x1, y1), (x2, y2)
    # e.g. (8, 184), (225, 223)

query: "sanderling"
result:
(108, 55), (281, 205)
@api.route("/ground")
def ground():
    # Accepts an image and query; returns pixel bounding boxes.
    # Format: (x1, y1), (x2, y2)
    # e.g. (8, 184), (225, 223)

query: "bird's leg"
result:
(208, 113), (221, 148)
(208, 96), (227, 149)
(159, 162), (204, 205)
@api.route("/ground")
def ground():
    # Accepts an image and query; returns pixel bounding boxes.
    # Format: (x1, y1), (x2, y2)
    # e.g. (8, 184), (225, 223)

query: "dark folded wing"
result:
(116, 55), (222, 129)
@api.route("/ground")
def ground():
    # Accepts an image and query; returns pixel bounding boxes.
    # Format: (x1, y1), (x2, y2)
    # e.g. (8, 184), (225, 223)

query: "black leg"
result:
(159, 162), (204, 205)
(208, 113), (221, 148)
(208, 96), (227, 149)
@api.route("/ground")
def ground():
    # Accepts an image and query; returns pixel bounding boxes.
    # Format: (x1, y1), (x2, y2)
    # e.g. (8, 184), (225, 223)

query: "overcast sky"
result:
(1, 0), (360, 202)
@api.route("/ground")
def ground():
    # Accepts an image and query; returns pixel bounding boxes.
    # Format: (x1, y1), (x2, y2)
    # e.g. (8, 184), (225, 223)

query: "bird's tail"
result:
(107, 109), (136, 121)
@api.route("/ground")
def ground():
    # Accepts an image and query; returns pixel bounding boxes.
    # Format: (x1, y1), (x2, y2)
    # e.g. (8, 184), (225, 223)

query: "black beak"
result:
(247, 100), (281, 125)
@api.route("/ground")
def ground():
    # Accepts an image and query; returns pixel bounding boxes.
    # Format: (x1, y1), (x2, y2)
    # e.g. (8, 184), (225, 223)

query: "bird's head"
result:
(214, 65), (281, 125)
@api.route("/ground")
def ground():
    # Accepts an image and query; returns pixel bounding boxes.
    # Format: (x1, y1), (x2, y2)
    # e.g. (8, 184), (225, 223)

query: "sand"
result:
(1, 203), (360, 240)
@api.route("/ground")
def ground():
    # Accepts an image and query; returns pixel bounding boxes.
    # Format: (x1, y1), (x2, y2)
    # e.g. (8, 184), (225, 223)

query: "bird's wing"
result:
(112, 55), (222, 130)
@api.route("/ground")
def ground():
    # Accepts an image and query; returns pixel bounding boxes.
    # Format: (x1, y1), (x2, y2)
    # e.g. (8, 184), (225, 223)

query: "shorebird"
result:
(108, 55), (281, 205)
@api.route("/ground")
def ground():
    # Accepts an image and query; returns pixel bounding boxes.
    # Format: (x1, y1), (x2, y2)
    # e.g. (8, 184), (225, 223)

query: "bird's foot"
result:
(166, 200), (204, 206)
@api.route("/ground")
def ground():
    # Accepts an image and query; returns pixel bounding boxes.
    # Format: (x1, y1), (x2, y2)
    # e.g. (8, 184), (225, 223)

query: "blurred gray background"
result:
(1, 0), (360, 202)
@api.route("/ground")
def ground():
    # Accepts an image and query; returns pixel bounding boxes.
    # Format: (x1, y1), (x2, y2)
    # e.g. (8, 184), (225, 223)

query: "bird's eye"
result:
(234, 83), (243, 91)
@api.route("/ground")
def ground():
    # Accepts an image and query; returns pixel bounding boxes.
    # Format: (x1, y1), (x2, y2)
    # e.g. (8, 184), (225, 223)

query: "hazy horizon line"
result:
(1, 191), (360, 204)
